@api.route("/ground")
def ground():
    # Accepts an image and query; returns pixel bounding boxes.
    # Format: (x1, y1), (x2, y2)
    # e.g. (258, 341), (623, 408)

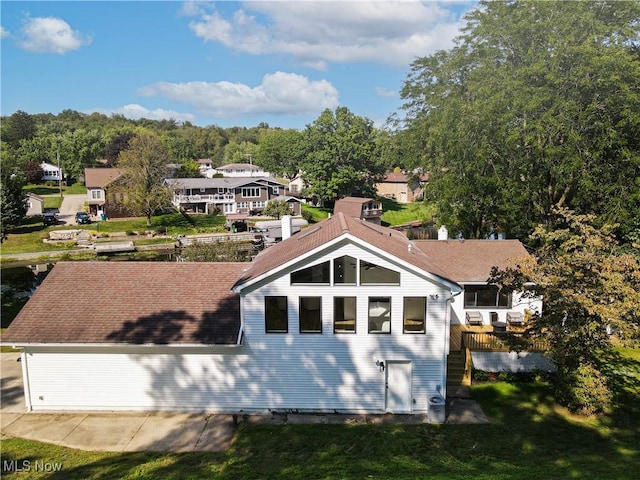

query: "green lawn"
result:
(23, 183), (87, 195)
(380, 199), (435, 226)
(2, 347), (638, 479)
(0, 214), (226, 256)
(301, 204), (331, 223)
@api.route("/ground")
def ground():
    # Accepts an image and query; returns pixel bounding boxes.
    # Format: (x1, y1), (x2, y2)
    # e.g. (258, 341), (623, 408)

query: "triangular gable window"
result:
(291, 261), (330, 284)
(360, 260), (400, 285)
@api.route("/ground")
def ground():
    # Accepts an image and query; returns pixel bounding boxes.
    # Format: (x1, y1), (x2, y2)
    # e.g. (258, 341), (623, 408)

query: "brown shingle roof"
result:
(413, 240), (529, 283)
(334, 197), (375, 219)
(382, 172), (409, 183)
(2, 262), (246, 345)
(234, 212), (457, 289)
(84, 168), (123, 188)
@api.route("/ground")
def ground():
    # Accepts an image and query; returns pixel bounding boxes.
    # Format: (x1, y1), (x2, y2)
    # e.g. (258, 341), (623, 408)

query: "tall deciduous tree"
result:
(256, 129), (303, 179)
(105, 131), (135, 166)
(1, 110), (37, 148)
(0, 170), (27, 241)
(401, 0), (640, 239)
(299, 107), (383, 203)
(490, 209), (640, 413)
(114, 132), (173, 226)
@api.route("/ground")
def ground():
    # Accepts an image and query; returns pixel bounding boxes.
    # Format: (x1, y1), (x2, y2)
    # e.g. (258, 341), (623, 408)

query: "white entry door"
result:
(385, 361), (412, 413)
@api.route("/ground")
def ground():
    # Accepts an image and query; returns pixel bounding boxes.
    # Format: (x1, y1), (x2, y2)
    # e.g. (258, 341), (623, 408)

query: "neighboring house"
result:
(197, 158), (214, 173)
(273, 195), (303, 216)
(334, 197), (383, 225)
(376, 172), (429, 203)
(209, 163), (270, 178)
(40, 162), (64, 185)
(84, 168), (131, 219)
(2, 214), (543, 419)
(25, 193), (45, 216)
(286, 174), (308, 197)
(166, 177), (286, 216)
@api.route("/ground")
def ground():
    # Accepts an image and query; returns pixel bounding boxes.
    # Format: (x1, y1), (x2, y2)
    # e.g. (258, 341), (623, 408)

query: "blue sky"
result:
(1, 1), (476, 129)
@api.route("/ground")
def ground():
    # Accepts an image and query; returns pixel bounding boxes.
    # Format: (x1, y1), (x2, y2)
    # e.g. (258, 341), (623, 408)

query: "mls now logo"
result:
(3, 460), (63, 472)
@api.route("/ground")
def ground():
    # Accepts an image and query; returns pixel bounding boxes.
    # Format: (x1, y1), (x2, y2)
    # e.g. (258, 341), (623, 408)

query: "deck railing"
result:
(461, 331), (549, 353)
(173, 194), (235, 204)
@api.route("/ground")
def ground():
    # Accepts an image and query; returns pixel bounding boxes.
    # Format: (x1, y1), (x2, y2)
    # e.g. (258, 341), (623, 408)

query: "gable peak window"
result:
(334, 255), (357, 284)
(291, 261), (330, 284)
(360, 260), (400, 285)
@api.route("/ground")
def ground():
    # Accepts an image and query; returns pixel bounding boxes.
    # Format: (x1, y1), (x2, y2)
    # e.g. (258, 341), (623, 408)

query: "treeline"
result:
(2, 0), (639, 245)
(0, 109), (282, 182)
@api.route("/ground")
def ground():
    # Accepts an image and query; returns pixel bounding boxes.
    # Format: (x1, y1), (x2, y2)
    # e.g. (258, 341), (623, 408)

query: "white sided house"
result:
(2, 214), (542, 420)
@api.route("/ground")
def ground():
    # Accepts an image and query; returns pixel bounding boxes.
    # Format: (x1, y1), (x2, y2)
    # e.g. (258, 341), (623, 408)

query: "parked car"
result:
(43, 211), (58, 226)
(75, 212), (91, 224)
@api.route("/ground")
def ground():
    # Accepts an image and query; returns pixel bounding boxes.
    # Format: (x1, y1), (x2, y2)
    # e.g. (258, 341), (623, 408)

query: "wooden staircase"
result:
(447, 350), (471, 386)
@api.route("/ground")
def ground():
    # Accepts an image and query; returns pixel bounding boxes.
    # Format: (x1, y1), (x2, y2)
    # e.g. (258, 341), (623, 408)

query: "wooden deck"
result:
(448, 324), (548, 386)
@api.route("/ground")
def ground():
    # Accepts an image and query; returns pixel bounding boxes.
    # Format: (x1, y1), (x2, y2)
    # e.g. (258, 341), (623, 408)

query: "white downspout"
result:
(19, 350), (33, 411)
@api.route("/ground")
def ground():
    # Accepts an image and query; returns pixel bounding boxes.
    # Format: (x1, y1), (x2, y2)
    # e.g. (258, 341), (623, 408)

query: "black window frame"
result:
(403, 297), (426, 334)
(299, 296), (323, 333)
(333, 296), (356, 334)
(463, 284), (511, 309)
(265, 296), (288, 333)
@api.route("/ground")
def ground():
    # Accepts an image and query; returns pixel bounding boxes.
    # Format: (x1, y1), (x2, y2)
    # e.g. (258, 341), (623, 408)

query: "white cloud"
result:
(19, 16), (92, 54)
(137, 72), (339, 117)
(88, 104), (196, 123)
(0, 26), (10, 39)
(375, 87), (397, 98)
(186, 1), (468, 69)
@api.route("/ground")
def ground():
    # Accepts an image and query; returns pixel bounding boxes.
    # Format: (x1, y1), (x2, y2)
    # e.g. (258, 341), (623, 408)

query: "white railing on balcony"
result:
(173, 194), (235, 204)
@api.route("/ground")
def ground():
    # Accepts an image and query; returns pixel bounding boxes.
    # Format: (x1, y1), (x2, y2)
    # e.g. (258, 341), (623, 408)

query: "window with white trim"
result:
(242, 187), (260, 198)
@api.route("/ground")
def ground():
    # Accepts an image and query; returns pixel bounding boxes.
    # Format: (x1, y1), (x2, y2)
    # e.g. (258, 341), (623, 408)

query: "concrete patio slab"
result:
(125, 413), (208, 452)
(0, 412), (23, 430)
(446, 398), (490, 424)
(61, 413), (148, 451)
(195, 416), (237, 452)
(3, 413), (88, 444)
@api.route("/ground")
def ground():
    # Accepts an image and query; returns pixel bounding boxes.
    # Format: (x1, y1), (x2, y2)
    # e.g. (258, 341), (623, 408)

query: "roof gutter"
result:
(2, 342), (243, 349)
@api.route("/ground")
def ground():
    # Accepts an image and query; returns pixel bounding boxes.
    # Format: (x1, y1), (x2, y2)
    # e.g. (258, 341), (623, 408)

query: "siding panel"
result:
(22, 243), (452, 414)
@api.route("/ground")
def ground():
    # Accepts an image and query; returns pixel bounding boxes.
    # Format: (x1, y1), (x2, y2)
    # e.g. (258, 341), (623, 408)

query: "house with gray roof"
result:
(2, 213), (542, 420)
(166, 177), (288, 216)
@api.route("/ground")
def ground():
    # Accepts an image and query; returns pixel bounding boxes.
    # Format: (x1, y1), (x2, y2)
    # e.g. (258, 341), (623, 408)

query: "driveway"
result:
(57, 194), (87, 225)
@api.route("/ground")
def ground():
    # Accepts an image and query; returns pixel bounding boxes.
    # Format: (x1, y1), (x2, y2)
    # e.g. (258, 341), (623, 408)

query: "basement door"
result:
(385, 361), (412, 413)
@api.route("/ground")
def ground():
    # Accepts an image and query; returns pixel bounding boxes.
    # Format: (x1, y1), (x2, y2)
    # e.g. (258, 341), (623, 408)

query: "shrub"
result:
(558, 363), (612, 415)
(301, 209), (314, 223)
